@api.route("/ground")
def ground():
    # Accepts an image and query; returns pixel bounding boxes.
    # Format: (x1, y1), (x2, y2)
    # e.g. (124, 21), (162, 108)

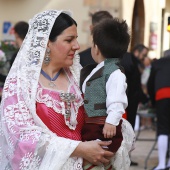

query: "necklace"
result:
(41, 69), (62, 87)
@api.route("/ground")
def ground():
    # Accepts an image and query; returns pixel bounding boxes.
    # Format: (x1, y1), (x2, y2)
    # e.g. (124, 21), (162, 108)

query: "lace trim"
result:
(36, 71), (83, 130)
(36, 85), (63, 114)
(111, 118), (136, 170)
(0, 10), (83, 170)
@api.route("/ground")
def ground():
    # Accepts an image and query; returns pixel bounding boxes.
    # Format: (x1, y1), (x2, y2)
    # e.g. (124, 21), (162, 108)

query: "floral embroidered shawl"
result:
(0, 10), (83, 170)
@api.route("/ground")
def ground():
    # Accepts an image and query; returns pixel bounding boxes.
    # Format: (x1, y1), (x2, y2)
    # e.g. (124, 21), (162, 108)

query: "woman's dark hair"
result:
(49, 13), (77, 42)
(92, 18), (130, 58)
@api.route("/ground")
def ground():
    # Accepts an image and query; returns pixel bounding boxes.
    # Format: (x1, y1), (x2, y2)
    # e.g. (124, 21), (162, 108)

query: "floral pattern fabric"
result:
(0, 10), (83, 170)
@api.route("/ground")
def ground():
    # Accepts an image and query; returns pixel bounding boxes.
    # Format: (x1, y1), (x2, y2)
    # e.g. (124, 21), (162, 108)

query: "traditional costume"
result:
(148, 56), (170, 169)
(0, 10), (84, 170)
(81, 59), (135, 170)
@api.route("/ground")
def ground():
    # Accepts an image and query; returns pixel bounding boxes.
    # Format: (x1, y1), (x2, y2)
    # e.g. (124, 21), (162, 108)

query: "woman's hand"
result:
(71, 140), (114, 165)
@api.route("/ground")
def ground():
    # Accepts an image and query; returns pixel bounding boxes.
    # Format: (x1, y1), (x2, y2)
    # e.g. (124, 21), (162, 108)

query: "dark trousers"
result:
(82, 119), (123, 153)
(156, 98), (170, 136)
(126, 97), (139, 129)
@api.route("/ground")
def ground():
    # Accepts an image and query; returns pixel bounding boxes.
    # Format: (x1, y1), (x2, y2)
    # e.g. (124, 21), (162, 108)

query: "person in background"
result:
(0, 21), (29, 83)
(139, 56), (152, 130)
(132, 44), (149, 74)
(120, 44), (149, 166)
(80, 18), (135, 170)
(10, 21), (29, 66)
(147, 53), (170, 170)
(121, 44), (149, 131)
(164, 49), (170, 58)
(0, 10), (114, 170)
(79, 10), (113, 67)
(141, 56), (152, 94)
(121, 52), (141, 129)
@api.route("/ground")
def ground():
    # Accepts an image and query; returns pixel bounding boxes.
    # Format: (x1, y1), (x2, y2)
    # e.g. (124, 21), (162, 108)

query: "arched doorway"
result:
(131, 0), (145, 51)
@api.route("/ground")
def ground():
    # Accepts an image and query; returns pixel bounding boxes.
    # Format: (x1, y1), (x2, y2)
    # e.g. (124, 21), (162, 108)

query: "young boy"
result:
(80, 18), (135, 170)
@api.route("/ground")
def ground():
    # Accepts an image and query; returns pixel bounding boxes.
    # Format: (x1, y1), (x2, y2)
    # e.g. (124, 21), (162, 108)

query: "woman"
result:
(0, 10), (113, 170)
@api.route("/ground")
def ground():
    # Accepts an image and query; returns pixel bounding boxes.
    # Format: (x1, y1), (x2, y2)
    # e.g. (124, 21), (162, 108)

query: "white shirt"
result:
(141, 65), (151, 85)
(82, 61), (128, 126)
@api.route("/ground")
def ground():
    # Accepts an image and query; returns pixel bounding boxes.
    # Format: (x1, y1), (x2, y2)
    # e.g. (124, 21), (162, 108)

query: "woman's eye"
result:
(66, 39), (72, 43)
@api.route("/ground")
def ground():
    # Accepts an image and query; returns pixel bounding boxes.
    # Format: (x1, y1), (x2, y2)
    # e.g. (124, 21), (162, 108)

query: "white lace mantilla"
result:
(0, 10), (83, 170)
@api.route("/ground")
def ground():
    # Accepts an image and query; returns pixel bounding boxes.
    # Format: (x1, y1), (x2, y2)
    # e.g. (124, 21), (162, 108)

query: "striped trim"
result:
(105, 164), (112, 170)
(83, 164), (97, 170)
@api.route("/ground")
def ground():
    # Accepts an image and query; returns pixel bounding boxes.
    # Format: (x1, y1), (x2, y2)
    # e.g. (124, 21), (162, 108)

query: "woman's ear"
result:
(47, 41), (50, 48)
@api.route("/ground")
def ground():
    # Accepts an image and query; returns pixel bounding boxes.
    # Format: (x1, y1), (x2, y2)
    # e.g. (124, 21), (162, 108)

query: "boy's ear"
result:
(95, 45), (100, 55)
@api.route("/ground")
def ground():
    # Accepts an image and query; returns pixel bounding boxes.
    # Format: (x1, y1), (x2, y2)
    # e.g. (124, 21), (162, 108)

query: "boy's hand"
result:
(103, 123), (116, 138)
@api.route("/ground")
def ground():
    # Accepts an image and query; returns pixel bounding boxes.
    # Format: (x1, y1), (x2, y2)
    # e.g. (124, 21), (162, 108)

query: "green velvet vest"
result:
(83, 58), (120, 117)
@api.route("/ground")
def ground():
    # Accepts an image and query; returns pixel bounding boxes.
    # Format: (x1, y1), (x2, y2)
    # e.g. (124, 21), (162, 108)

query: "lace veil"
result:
(0, 10), (82, 170)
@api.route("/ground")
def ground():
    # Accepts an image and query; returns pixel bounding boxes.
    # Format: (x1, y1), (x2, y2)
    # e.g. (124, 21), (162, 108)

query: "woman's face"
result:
(48, 24), (80, 67)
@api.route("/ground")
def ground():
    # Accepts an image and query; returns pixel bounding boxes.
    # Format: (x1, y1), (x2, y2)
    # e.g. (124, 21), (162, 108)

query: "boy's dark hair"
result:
(49, 12), (77, 42)
(90, 11), (113, 26)
(14, 21), (29, 40)
(92, 18), (130, 58)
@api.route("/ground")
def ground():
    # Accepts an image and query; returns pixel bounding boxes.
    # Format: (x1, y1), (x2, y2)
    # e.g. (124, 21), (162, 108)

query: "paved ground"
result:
(130, 129), (158, 170)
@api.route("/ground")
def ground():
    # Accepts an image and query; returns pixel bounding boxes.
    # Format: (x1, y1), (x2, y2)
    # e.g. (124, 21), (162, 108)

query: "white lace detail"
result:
(36, 85), (63, 113)
(111, 118), (136, 170)
(0, 10), (82, 170)
(70, 52), (82, 86)
(36, 69), (83, 130)
(61, 157), (83, 170)
(19, 152), (41, 170)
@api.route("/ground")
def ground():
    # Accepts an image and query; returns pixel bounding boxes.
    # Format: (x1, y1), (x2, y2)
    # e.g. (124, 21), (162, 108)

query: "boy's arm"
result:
(105, 69), (128, 126)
